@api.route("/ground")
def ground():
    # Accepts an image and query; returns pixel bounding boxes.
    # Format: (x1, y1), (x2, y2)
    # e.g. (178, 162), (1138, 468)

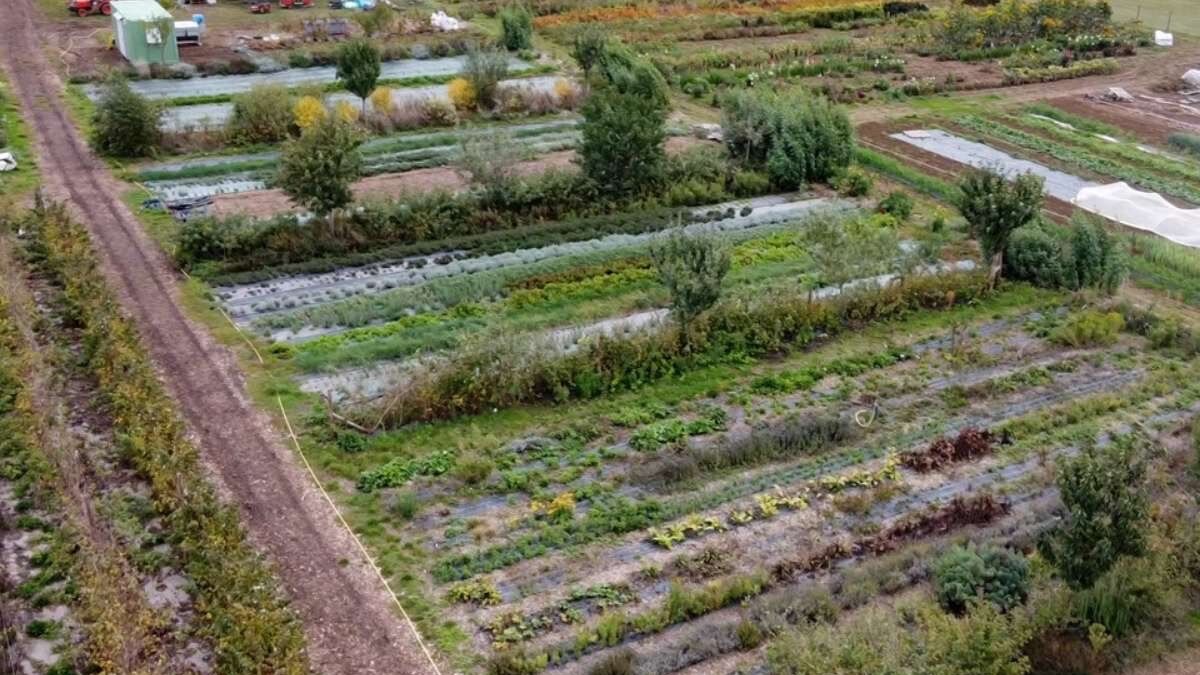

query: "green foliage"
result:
(920, 602), (1032, 675)
(936, 0), (1113, 54)
(336, 39), (382, 107)
(1167, 133), (1200, 159)
(227, 84), (293, 146)
(720, 89), (853, 189)
(579, 86), (667, 199)
(876, 190), (913, 221)
(358, 448), (455, 491)
(1072, 555), (1169, 637)
(835, 166), (874, 197)
(1005, 224), (1067, 289)
(957, 169), (1044, 274)
(1049, 310), (1124, 348)
(448, 578), (503, 607)
(650, 230), (731, 335)
(453, 452), (495, 485)
(571, 27), (608, 81)
(91, 76), (160, 158)
(591, 40), (669, 107)
(278, 116), (363, 218)
(1041, 441), (1148, 589)
(1067, 216), (1124, 293)
(798, 214), (901, 289)
(1005, 218), (1125, 293)
(463, 44), (510, 110)
(587, 649), (635, 675)
(499, 5), (534, 51)
(934, 544), (1030, 614)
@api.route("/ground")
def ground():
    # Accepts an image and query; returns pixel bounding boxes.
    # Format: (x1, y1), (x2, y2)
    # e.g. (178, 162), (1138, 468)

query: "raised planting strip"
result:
(218, 195), (851, 329)
(158, 75), (562, 132)
(139, 117), (582, 201)
(83, 54), (533, 101)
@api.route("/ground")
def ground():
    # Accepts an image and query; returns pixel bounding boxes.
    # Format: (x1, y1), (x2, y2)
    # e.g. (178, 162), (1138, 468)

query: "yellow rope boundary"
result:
(215, 304), (444, 675)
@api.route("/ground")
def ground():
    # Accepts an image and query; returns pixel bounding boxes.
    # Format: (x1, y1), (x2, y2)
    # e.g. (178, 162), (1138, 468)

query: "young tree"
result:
(277, 116), (363, 222)
(934, 545), (1030, 614)
(650, 229), (731, 344)
(798, 214), (899, 292)
(957, 169), (1044, 286)
(91, 76), (161, 158)
(578, 86), (667, 199)
(571, 27), (608, 85)
(462, 44), (509, 111)
(1068, 216), (1125, 294)
(336, 40), (382, 112)
(1040, 441), (1149, 589)
(499, 4), (534, 51)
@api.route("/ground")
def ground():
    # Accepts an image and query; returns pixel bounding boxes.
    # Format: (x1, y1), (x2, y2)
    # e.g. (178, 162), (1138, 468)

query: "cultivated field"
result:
(6, 0), (1200, 673)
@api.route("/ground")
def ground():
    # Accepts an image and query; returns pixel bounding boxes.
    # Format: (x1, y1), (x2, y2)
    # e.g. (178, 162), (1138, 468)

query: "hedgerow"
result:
(26, 202), (308, 673)
(363, 270), (990, 428)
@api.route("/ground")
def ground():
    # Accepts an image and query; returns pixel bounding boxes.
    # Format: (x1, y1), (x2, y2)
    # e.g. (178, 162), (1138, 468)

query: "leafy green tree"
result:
(499, 4), (534, 51)
(578, 86), (667, 199)
(277, 117), (363, 222)
(934, 544), (1030, 614)
(336, 39), (382, 112)
(1068, 216), (1125, 293)
(462, 44), (510, 110)
(227, 84), (293, 145)
(91, 75), (161, 158)
(456, 130), (525, 204)
(798, 214), (899, 292)
(720, 90), (853, 190)
(957, 169), (1044, 286)
(1041, 440), (1149, 589)
(591, 41), (669, 108)
(571, 26), (608, 84)
(650, 230), (731, 343)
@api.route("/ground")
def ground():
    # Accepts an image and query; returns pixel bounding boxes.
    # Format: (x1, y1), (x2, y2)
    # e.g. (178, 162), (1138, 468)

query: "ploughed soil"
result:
(1047, 94), (1200, 145)
(1, 1), (440, 673)
(210, 136), (712, 219)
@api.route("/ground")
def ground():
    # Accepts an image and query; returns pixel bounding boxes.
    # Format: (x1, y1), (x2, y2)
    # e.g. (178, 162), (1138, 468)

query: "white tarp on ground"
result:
(1074, 182), (1200, 248)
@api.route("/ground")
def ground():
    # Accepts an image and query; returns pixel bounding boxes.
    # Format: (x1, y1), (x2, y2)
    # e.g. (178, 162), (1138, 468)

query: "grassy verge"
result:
(0, 75), (38, 206)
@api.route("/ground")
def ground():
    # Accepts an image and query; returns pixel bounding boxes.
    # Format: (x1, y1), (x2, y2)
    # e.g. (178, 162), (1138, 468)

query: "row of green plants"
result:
(359, 270), (990, 428)
(0, 254), (169, 674)
(934, 0), (1117, 55)
(23, 202), (309, 673)
(181, 149), (769, 279)
(1001, 57), (1118, 84)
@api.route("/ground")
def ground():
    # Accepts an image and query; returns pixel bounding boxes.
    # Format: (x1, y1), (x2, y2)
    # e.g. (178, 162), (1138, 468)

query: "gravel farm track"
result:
(0, 0), (438, 673)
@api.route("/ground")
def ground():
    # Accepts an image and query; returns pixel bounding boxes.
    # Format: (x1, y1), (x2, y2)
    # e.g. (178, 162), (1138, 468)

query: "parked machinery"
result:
(67, 0), (112, 17)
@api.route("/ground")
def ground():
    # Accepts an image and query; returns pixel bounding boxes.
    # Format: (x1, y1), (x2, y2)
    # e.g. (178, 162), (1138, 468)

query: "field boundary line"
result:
(215, 296), (443, 675)
(276, 396), (445, 675)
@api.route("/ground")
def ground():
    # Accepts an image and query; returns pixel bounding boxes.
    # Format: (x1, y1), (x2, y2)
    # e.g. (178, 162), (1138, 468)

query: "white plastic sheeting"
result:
(1073, 182), (1200, 248)
(890, 129), (1098, 202)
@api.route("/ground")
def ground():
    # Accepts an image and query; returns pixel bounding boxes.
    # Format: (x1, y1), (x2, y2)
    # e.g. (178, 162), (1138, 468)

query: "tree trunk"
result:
(988, 251), (1003, 289)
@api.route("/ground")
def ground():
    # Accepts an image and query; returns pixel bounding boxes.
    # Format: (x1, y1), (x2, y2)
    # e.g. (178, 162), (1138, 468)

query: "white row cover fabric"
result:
(1073, 182), (1200, 248)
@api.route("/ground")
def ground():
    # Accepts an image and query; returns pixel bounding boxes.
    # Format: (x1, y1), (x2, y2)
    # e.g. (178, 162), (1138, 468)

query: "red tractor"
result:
(249, 1), (272, 12)
(280, 0), (314, 7)
(67, 0), (112, 16)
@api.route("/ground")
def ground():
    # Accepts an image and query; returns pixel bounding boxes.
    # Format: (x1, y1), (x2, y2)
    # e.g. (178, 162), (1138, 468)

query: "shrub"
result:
(876, 190), (913, 221)
(835, 167), (874, 197)
(336, 39), (382, 110)
(1072, 555), (1169, 637)
(934, 544), (1030, 614)
(649, 229), (731, 339)
(448, 578), (502, 606)
(447, 77), (477, 111)
(368, 87), (394, 115)
(454, 452), (495, 485)
(579, 85), (667, 199)
(499, 4), (534, 51)
(1050, 310), (1124, 348)
(293, 95), (326, 131)
(463, 45), (509, 110)
(91, 76), (161, 157)
(1041, 440), (1148, 589)
(457, 130), (524, 203)
(721, 89), (853, 189)
(228, 84), (293, 145)
(1067, 216), (1124, 293)
(1005, 224), (1066, 288)
(1167, 132), (1200, 158)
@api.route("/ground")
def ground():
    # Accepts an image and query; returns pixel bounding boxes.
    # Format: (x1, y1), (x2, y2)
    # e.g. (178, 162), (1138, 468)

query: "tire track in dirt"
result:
(0, 1), (436, 673)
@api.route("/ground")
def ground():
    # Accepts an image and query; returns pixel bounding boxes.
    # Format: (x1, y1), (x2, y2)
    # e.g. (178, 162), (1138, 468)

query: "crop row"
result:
(28, 203), (308, 673)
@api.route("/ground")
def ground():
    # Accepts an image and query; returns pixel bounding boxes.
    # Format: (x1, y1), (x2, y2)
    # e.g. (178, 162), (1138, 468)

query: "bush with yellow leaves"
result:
(447, 77), (477, 111)
(293, 95), (326, 131)
(334, 99), (359, 123)
(368, 87), (394, 115)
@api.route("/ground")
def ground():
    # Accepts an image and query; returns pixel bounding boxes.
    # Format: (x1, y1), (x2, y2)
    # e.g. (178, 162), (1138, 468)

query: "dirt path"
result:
(0, 1), (438, 674)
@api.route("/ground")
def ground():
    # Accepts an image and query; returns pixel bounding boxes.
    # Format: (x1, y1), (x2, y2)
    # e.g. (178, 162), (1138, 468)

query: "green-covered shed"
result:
(111, 1), (179, 66)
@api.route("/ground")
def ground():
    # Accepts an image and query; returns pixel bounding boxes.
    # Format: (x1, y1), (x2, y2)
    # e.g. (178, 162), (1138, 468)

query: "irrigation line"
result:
(215, 297), (444, 675)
